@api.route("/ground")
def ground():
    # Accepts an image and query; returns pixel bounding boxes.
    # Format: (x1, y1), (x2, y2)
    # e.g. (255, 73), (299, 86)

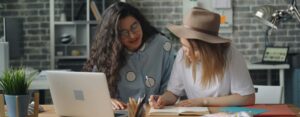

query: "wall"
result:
(0, 0), (50, 70)
(233, 0), (300, 62)
(127, 0), (300, 63)
(0, 0), (300, 69)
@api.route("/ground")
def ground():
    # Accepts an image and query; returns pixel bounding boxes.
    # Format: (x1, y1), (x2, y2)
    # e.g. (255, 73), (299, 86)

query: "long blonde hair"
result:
(185, 39), (230, 88)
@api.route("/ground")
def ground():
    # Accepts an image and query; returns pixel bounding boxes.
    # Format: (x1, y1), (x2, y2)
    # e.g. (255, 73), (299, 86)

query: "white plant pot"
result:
(4, 94), (29, 117)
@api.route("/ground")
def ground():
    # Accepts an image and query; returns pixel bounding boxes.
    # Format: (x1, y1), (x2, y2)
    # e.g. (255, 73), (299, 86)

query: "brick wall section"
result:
(126, 0), (182, 46)
(128, 0), (300, 63)
(0, 0), (300, 69)
(0, 0), (50, 70)
(233, 0), (300, 62)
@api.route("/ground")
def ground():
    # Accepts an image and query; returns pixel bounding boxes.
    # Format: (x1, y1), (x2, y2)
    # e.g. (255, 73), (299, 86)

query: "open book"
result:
(149, 106), (209, 116)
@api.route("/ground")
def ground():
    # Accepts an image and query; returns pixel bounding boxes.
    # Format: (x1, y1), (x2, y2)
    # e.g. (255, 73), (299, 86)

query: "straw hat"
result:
(167, 7), (231, 43)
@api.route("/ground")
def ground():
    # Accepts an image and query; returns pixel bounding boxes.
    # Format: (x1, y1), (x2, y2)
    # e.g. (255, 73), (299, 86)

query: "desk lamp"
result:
(254, 0), (300, 46)
(254, 0), (300, 29)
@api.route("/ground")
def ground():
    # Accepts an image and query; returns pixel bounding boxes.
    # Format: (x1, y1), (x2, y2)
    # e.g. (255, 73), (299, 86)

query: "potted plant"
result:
(0, 68), (36, 117)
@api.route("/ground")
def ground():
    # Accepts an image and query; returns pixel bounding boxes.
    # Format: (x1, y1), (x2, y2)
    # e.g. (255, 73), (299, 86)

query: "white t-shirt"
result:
(167, 46), (255, 99)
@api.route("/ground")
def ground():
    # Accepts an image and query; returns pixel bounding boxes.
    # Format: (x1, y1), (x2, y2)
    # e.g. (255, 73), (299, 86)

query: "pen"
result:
(145, 75), (154, 96)
(153, 95), (159, 102)
(145, 75), (152, 103)
(145, 75), (150, 86)
(146, 75), (156, 88)
(137, 97), (141, 104)
(145, 75), (159, 102)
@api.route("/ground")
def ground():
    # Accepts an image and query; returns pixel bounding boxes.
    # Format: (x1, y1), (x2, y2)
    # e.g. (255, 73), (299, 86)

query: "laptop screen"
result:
(263, 47), (288, 62)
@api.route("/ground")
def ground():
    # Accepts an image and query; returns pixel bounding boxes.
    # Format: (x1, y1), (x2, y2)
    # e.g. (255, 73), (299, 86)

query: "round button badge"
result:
(163, 42), (171, 52)
(145, 77), (155, 88)
(126, 72), (136, 82)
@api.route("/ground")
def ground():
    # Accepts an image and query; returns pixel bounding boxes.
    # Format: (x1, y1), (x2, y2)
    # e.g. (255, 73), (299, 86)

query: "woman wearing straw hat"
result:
(149, 7), (255, 108)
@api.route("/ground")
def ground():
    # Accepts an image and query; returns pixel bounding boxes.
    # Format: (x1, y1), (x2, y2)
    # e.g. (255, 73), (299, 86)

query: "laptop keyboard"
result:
(114, 110), (128, 117)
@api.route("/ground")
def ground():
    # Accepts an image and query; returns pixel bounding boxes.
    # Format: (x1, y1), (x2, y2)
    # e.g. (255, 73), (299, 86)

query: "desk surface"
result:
(39, 104), (300, 117)
(247, 63), (290, 70)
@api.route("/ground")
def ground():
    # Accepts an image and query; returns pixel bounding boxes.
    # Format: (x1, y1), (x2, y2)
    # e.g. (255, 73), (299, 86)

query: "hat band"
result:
(183, 25), (218, 36)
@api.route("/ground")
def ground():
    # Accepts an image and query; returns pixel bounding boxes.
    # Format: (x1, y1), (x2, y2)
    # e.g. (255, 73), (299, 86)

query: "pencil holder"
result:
(127, 97), (145, 117)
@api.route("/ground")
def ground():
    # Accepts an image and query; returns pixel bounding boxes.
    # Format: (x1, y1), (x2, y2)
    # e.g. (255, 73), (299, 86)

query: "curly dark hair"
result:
(82, 2), (159, 97)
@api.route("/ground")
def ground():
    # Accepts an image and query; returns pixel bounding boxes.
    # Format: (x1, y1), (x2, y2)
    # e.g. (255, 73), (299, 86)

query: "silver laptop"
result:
(47, 71), (114, 117)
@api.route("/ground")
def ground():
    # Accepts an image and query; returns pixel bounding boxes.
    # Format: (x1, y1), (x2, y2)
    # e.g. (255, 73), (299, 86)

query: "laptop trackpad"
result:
(114, 110), (128, 117)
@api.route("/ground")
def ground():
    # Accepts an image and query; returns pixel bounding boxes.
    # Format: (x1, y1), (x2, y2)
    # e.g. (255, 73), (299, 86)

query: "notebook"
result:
(47, 71), (114, 117)
(255, 46), (289, 65)
(149, 106), (209, 116)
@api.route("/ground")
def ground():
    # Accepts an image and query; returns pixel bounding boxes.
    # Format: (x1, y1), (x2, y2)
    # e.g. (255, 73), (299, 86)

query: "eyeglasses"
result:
(119, 21), (140, 38)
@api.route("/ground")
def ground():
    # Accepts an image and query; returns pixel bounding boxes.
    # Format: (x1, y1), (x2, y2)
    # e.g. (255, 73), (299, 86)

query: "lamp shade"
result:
(254, 5), (278, 29)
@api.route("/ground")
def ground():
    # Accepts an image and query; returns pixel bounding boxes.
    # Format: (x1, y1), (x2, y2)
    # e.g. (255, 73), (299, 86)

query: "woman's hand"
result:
(177, 98), (205, 107)
(111, 98), (127, 110)
(149, 95), (167, 109)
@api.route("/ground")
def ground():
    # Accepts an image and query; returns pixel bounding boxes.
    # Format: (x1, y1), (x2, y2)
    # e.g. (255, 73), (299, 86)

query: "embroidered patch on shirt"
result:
(126, 72), (136, 82)
(163, 42), (171, 52)
(145, 76), (155, 88)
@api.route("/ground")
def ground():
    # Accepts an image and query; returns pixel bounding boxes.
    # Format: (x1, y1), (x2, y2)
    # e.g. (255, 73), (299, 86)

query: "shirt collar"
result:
(126, 43), (146, 54)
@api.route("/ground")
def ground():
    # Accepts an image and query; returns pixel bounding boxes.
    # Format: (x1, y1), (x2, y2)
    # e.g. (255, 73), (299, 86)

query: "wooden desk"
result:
(39, 105), (300, 117)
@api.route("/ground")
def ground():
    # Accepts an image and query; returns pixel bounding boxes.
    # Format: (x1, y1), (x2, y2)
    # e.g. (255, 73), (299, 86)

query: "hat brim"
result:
(167, 24), (231, 43)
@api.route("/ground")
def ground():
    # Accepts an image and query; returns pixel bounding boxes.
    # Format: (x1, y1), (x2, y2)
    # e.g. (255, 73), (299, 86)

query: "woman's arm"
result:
(161, 91), (179, 105)
(149, 90), (179, 109)
(177, 93), (255, 107)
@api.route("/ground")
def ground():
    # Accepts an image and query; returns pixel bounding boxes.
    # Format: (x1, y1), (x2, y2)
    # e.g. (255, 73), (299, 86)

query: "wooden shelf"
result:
(50, 0), (106, 70)
(55, 44), (87, 47)
(55, 56), (87, 59)
(54, 21), (98, 25)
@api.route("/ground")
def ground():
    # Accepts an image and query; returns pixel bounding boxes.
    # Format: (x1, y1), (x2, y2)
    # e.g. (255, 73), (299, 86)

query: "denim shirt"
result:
(117, 34), (175, 102)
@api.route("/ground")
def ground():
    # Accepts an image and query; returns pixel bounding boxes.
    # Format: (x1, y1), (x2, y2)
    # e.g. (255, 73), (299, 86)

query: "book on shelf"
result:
(90, 0), (102, 21)
(149, 106), (209, 116)
(75, 0), (86, 20)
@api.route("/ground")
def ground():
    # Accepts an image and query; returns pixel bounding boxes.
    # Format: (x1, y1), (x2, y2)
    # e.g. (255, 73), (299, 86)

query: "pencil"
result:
(129, 97), (136, 116)
(132, 97), (137, 111)
(127, 102), (133, 117)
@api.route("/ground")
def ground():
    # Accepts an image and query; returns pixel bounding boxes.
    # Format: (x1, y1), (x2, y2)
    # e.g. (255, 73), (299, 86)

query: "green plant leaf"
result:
(0, 68), (37, 95)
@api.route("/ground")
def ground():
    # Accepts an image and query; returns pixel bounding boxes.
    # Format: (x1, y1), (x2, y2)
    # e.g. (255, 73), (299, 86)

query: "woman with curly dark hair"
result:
(82, 2), (175, 110)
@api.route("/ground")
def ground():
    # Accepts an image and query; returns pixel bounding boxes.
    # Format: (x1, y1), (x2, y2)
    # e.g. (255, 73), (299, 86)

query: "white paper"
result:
(178, 107), (209, 113)
(149, 106), (178, 114)
(213, 0), (231, 9)
(149, 106), (209, 115)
